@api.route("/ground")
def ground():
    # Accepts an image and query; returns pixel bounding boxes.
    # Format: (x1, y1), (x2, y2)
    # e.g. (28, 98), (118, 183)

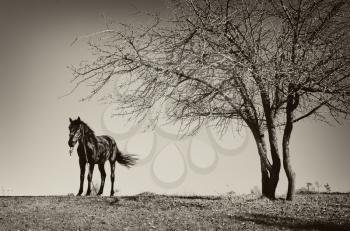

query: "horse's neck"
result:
(80, 125), (98, 149)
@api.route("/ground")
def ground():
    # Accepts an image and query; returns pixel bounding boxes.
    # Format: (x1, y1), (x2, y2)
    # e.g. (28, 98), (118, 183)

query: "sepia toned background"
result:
(0, 0), (349, 196)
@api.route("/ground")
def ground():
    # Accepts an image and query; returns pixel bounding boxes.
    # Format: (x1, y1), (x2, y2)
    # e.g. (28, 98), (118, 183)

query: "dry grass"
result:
(0, 193), (349, 230)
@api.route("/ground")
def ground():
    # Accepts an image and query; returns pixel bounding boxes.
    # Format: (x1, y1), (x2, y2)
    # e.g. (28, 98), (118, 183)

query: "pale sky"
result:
(0, 0), (349, 196)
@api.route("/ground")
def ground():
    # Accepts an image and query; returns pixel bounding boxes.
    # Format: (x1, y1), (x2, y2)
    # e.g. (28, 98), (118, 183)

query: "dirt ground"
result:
(0, 193), (349, 230)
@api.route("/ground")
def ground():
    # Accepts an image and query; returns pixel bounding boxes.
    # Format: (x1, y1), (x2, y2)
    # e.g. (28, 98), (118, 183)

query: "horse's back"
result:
(96, 135), (117, 163)
(97, 135), (116, 145)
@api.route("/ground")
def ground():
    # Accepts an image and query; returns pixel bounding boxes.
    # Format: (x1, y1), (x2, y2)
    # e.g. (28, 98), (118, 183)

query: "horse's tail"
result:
(116, 151), (138, 168)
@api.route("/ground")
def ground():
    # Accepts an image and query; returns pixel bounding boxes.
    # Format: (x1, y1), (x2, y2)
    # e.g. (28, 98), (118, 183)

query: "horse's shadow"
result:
(107, 197), (120, 205)
(116, 194), (220, 201)
(102, 194), (220, 207)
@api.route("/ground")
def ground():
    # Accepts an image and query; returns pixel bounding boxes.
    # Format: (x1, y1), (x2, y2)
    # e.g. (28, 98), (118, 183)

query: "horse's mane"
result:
(81, 121), (94, 135)
(80, 121), (98, 146)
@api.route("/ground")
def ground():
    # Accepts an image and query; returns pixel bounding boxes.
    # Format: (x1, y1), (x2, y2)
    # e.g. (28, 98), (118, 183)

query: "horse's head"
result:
(68, 117), (83, 154)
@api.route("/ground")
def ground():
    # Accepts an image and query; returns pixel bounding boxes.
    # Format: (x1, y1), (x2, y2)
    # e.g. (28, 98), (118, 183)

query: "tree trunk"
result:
(283, 118), (296, 200)
(283, 150), (295, 200)
(283, 90), (298, 201)
(260, 163), (270, 196)
(266, 125), (281, 200)
(250, 127), (279, 200)
(260, 158), (280, 199)
(252, 72), (281, 199)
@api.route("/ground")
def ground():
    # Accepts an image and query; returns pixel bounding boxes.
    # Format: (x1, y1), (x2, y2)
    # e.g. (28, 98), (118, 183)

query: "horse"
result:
(68, 117), (137, 196)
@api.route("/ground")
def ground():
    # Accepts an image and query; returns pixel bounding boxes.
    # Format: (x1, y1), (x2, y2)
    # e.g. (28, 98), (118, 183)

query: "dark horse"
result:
(68, 117), (137, 196)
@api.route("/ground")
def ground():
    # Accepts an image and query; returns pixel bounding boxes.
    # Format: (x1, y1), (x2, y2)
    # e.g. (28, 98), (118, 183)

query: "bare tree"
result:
(69, 0), (350, 200)
(315, 181), (320, 193)
(306, 182), (312, 192)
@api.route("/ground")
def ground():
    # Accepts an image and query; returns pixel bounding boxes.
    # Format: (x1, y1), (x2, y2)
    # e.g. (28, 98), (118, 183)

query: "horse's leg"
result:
(86, 163), (95, 196)
(97, 163), (106, 196)
(77, 159), (86, 196)
(110, 161), (116, 196)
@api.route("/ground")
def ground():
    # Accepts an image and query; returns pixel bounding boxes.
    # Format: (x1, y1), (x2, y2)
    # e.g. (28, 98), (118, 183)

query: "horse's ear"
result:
(69, 117), (73, 123)
(77, 116), (81, 122)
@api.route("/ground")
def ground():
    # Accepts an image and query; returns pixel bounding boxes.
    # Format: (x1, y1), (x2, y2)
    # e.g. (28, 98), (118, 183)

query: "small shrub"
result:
(324, 183), (331, 193)
(222, 190), (236, 201)
(250, 186), (261, 197)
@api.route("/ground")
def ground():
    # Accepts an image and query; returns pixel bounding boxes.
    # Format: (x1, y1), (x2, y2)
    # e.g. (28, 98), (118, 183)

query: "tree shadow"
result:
(230, 213), (350, 231)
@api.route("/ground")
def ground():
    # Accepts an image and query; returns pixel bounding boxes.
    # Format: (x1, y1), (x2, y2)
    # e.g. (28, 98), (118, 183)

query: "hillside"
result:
(0, 193), (349, 230)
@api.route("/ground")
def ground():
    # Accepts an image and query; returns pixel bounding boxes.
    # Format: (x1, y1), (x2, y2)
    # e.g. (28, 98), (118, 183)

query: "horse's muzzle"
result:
(68, 140), (75, 148)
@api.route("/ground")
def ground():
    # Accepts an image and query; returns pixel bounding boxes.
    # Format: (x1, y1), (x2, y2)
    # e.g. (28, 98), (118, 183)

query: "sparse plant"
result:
(224, 190), (236, 201)
(0, 186), (12, 196)
(250, 186), (262, 197)
(324, 183), (331, 193)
